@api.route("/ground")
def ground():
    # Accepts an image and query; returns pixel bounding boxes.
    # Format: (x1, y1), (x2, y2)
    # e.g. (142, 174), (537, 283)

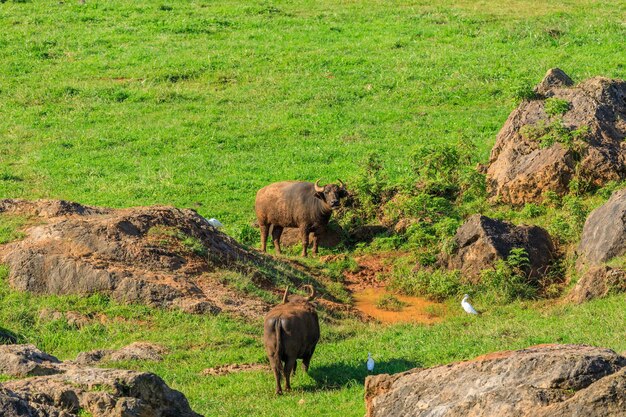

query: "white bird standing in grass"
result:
(366, 353), (375, 373)
(461, 294), (479, 315)
(206, 218), (224, 228)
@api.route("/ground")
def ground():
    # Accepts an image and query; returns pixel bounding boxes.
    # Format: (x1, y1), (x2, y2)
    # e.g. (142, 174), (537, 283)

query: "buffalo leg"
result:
(312, 233), (319, 256)
(272, 225), (283, 255)
(302, 346), (316, 373)
(272, 363), (283, 395)
(300, 227), (309, 257)
(260, 223), (269, 252)
(284, 357), (297, 391)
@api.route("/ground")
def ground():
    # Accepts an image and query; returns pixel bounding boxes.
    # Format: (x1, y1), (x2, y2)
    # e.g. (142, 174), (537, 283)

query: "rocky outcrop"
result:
(578, 188), (626, 264)
(0, 344), (202, 417)
(570, 189), (626, 302)
(440, 214), (555, 281)
(75, 342), (166, 365)
(365, 344), (626, 417)
(0, 344), (62, 377)
(569, 265), (626, 304)
(487, 68), (626, 204)
(0, 199), (314, 318)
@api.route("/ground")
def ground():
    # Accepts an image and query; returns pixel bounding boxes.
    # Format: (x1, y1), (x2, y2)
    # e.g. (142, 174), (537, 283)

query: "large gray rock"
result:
(0, 386), (69, 417)
(578, 188), (626, 264)
(0, 344), (202, 417)
(365, 344), (626, 417)
(75, 342), (166, 365)
(572, 189), (626, 302)
(441, 214), (556, 281)
(568, 265), (626, 304)
(487, 68), (626, 205)
(0, 345), (62, 377)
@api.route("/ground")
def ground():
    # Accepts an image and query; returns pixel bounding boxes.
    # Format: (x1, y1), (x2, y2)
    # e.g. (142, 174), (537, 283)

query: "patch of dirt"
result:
(340, 253), (403, 292)
(201, 363), (268, 376)
(353, 287), (445, 324)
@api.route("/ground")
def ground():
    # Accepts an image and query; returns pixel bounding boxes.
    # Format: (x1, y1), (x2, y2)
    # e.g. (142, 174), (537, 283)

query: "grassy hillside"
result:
(1, 1), (626, 416)
(1, 0), (624, 236)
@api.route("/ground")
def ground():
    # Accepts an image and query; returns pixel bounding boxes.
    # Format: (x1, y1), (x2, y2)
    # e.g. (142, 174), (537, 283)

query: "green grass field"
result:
(1, 1), (626, 416)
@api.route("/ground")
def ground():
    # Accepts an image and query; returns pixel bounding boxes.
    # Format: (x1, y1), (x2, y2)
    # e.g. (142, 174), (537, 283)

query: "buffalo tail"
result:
(274, 318), (283, 377)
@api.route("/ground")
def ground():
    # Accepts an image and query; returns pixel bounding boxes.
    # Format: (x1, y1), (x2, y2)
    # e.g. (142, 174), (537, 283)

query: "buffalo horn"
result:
(303, 284), (316, 301)
(282, 286), (289, 303)
(337, 179), (346, 189)
(314, 179), (324, 193)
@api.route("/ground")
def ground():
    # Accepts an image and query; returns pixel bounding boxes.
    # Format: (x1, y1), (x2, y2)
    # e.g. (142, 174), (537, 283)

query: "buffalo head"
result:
(314, 179), (347, 210)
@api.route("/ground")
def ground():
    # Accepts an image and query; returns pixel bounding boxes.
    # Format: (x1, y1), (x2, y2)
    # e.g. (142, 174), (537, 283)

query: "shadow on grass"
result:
(305, 358), (419, 391)
(0, 327), (18, 344)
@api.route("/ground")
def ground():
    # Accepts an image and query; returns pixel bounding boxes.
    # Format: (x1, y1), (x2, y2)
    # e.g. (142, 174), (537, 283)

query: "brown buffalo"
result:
(255, 179), (347, 256)
(263, 285), (320, 395)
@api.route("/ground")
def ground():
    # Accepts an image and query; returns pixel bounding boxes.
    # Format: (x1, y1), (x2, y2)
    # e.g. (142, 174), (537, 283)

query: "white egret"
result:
(367, 352), (375, 373)
(206, 218), (224, 228)
(461, 294), (479, 315)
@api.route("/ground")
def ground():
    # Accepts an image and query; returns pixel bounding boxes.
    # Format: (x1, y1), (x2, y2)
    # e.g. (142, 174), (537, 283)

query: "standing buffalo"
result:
(255, 179), (347, 256)
(263, 285), (320, 394)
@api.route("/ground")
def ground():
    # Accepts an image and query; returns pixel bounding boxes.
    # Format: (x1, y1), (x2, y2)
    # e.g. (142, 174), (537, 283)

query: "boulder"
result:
(0, 386), (69, 417)
(0, 344), (202, 417)
(441, 214), (556, 281)
(572, 189), (626, 302)
(568, 266), (626, 304)
(578, 188), (626, 264)
(487, 68), (626, 205)
(75, 342), (166, 365)
(0, 344), (62, 377)
(365, 344), (626, 417)
(0, 199), (315, 318)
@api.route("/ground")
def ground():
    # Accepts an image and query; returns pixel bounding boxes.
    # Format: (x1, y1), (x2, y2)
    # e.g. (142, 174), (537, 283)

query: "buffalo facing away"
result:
(263, 286), (320, 395)
(255, 180), (347, 256)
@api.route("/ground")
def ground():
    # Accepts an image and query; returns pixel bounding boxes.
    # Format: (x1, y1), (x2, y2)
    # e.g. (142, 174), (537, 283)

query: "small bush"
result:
(389, 268), (463, 302)
(521, 203), (546, 218)
(375, 294), (406, 311)
(479, 248), (537, 303)
(238, 224), (259, 246)
(544, 98), (570, 116)
(520, 120), (589, 151)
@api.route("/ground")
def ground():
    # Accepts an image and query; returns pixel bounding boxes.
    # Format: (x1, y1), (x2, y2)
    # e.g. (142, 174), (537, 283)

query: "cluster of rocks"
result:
(365, 344), (626, 417)
(436, 69), (626, 302)
(0, 344), (202, 417)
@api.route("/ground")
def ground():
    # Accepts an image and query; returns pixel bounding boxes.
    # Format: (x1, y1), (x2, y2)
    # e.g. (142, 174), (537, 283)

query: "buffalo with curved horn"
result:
(255, 179), (348, 256)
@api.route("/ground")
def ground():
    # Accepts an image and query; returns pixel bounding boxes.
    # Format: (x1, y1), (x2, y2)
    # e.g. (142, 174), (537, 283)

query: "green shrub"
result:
(479, 248), (537, 303)
(238, 224), (259, 246)
(521, 203), (546, 218)
(389, 268), (463, 302)
(520, 120), (589, 151)
(544, 98), (570, 116)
